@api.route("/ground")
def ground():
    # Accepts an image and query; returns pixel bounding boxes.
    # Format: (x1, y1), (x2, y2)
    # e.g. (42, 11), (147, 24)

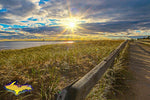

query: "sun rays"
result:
(53, 0), (94, 40)
(54, 17), (81, 40)
(62, 17), (78, 29)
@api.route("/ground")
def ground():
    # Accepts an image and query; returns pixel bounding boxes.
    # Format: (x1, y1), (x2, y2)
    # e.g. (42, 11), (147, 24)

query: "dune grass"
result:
(0, 40), (123, 100)
(86, 41), (132, 100)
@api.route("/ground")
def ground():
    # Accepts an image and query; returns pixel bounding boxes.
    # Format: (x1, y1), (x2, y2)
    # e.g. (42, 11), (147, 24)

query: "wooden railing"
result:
(55, 40), (128, 100)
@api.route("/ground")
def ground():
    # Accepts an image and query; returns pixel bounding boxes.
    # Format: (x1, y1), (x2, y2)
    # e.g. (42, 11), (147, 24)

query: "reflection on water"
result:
(0, 41), (74, 50)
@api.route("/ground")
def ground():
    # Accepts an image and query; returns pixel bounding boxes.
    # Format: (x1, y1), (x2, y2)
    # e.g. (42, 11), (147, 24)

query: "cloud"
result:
(12, 19), (150, 38)
(0, 30), (43, 39)
(0, 0), (36, 16)
(0, 0), (150, 39)
(15, 26), (64, 35)
(0, 0), (38, 24)
(79, 21), (141, 33)
(0, 31), (17, 34)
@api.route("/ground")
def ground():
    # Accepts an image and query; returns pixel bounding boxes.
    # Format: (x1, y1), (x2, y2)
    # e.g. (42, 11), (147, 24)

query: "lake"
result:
(0, 41), (74, 50)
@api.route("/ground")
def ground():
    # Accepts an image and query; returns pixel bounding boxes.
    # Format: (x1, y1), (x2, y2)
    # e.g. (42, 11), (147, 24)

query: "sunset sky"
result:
(0, 0), (150, 39)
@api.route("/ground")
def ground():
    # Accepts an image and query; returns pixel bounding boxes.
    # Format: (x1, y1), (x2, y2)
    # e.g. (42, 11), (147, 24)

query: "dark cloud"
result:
(0, 0), (36, 24)
(14, 26), (64, 35)
(18, 26), (63, 33)
(0, 31), (40, 39)
(79, 21), (140, 33)
(0, 31), (16, 34)
(0, 0), (36, 16)
(0, 18), (15, 24)
(0, 35), (39, 39)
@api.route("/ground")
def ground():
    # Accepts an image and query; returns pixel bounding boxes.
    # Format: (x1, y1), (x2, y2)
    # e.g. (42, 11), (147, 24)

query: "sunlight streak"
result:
(52, 0), (94, 40)
(54, 28), (68, 40)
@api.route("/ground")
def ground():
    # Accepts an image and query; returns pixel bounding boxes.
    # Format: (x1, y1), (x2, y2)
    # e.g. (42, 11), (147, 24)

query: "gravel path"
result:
(128, 41), (150, 100)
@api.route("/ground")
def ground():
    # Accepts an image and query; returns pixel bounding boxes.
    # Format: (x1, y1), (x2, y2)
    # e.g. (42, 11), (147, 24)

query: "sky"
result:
(0, 0), (150, 39)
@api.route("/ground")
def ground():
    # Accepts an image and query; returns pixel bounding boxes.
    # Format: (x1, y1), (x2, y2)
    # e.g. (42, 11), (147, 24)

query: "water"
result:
(0, 41), (74, 50)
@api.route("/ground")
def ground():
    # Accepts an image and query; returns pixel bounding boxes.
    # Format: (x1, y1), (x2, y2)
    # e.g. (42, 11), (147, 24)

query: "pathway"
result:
(128, 41), (150, 100)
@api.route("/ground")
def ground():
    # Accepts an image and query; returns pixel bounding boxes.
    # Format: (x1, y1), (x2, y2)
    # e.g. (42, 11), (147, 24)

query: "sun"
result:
(61, 17), (79, 29)
(53, 0), (93, 40)
(68, 22), (76, 28)
(56, 16), (88, 40)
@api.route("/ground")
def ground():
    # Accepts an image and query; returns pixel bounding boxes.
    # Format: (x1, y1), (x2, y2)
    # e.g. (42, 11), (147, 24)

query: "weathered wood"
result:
(56, 40), (128, 100)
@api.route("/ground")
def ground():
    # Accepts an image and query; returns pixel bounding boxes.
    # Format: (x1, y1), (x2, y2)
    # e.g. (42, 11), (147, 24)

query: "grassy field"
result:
(0, 40), (123, 100)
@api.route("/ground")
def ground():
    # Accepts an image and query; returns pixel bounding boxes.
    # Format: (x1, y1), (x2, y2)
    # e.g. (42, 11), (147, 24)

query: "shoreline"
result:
(0, 41), (75, 50)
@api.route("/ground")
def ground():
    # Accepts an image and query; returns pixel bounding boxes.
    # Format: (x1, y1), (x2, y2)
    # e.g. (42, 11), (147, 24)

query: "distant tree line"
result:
(147, 36), (150, 39)
(137, 36), (150, 40)
(143, 36), (150, 39)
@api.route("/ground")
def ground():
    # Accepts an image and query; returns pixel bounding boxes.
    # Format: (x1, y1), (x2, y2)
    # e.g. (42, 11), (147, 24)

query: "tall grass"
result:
(140, 41), (150, 46)
(0, 40), (123, 100)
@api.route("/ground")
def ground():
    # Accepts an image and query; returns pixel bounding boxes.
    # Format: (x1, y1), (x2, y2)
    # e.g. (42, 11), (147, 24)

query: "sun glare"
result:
(62, 18), (79, 29)
(68, 22), (76, 28)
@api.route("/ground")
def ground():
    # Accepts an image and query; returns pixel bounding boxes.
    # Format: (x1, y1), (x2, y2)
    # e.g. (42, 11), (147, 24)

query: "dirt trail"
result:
(128, 41), (150, 100)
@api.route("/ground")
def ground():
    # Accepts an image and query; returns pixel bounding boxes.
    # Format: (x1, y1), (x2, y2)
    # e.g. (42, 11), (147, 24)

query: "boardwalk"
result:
(128, 41), (150, 100)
